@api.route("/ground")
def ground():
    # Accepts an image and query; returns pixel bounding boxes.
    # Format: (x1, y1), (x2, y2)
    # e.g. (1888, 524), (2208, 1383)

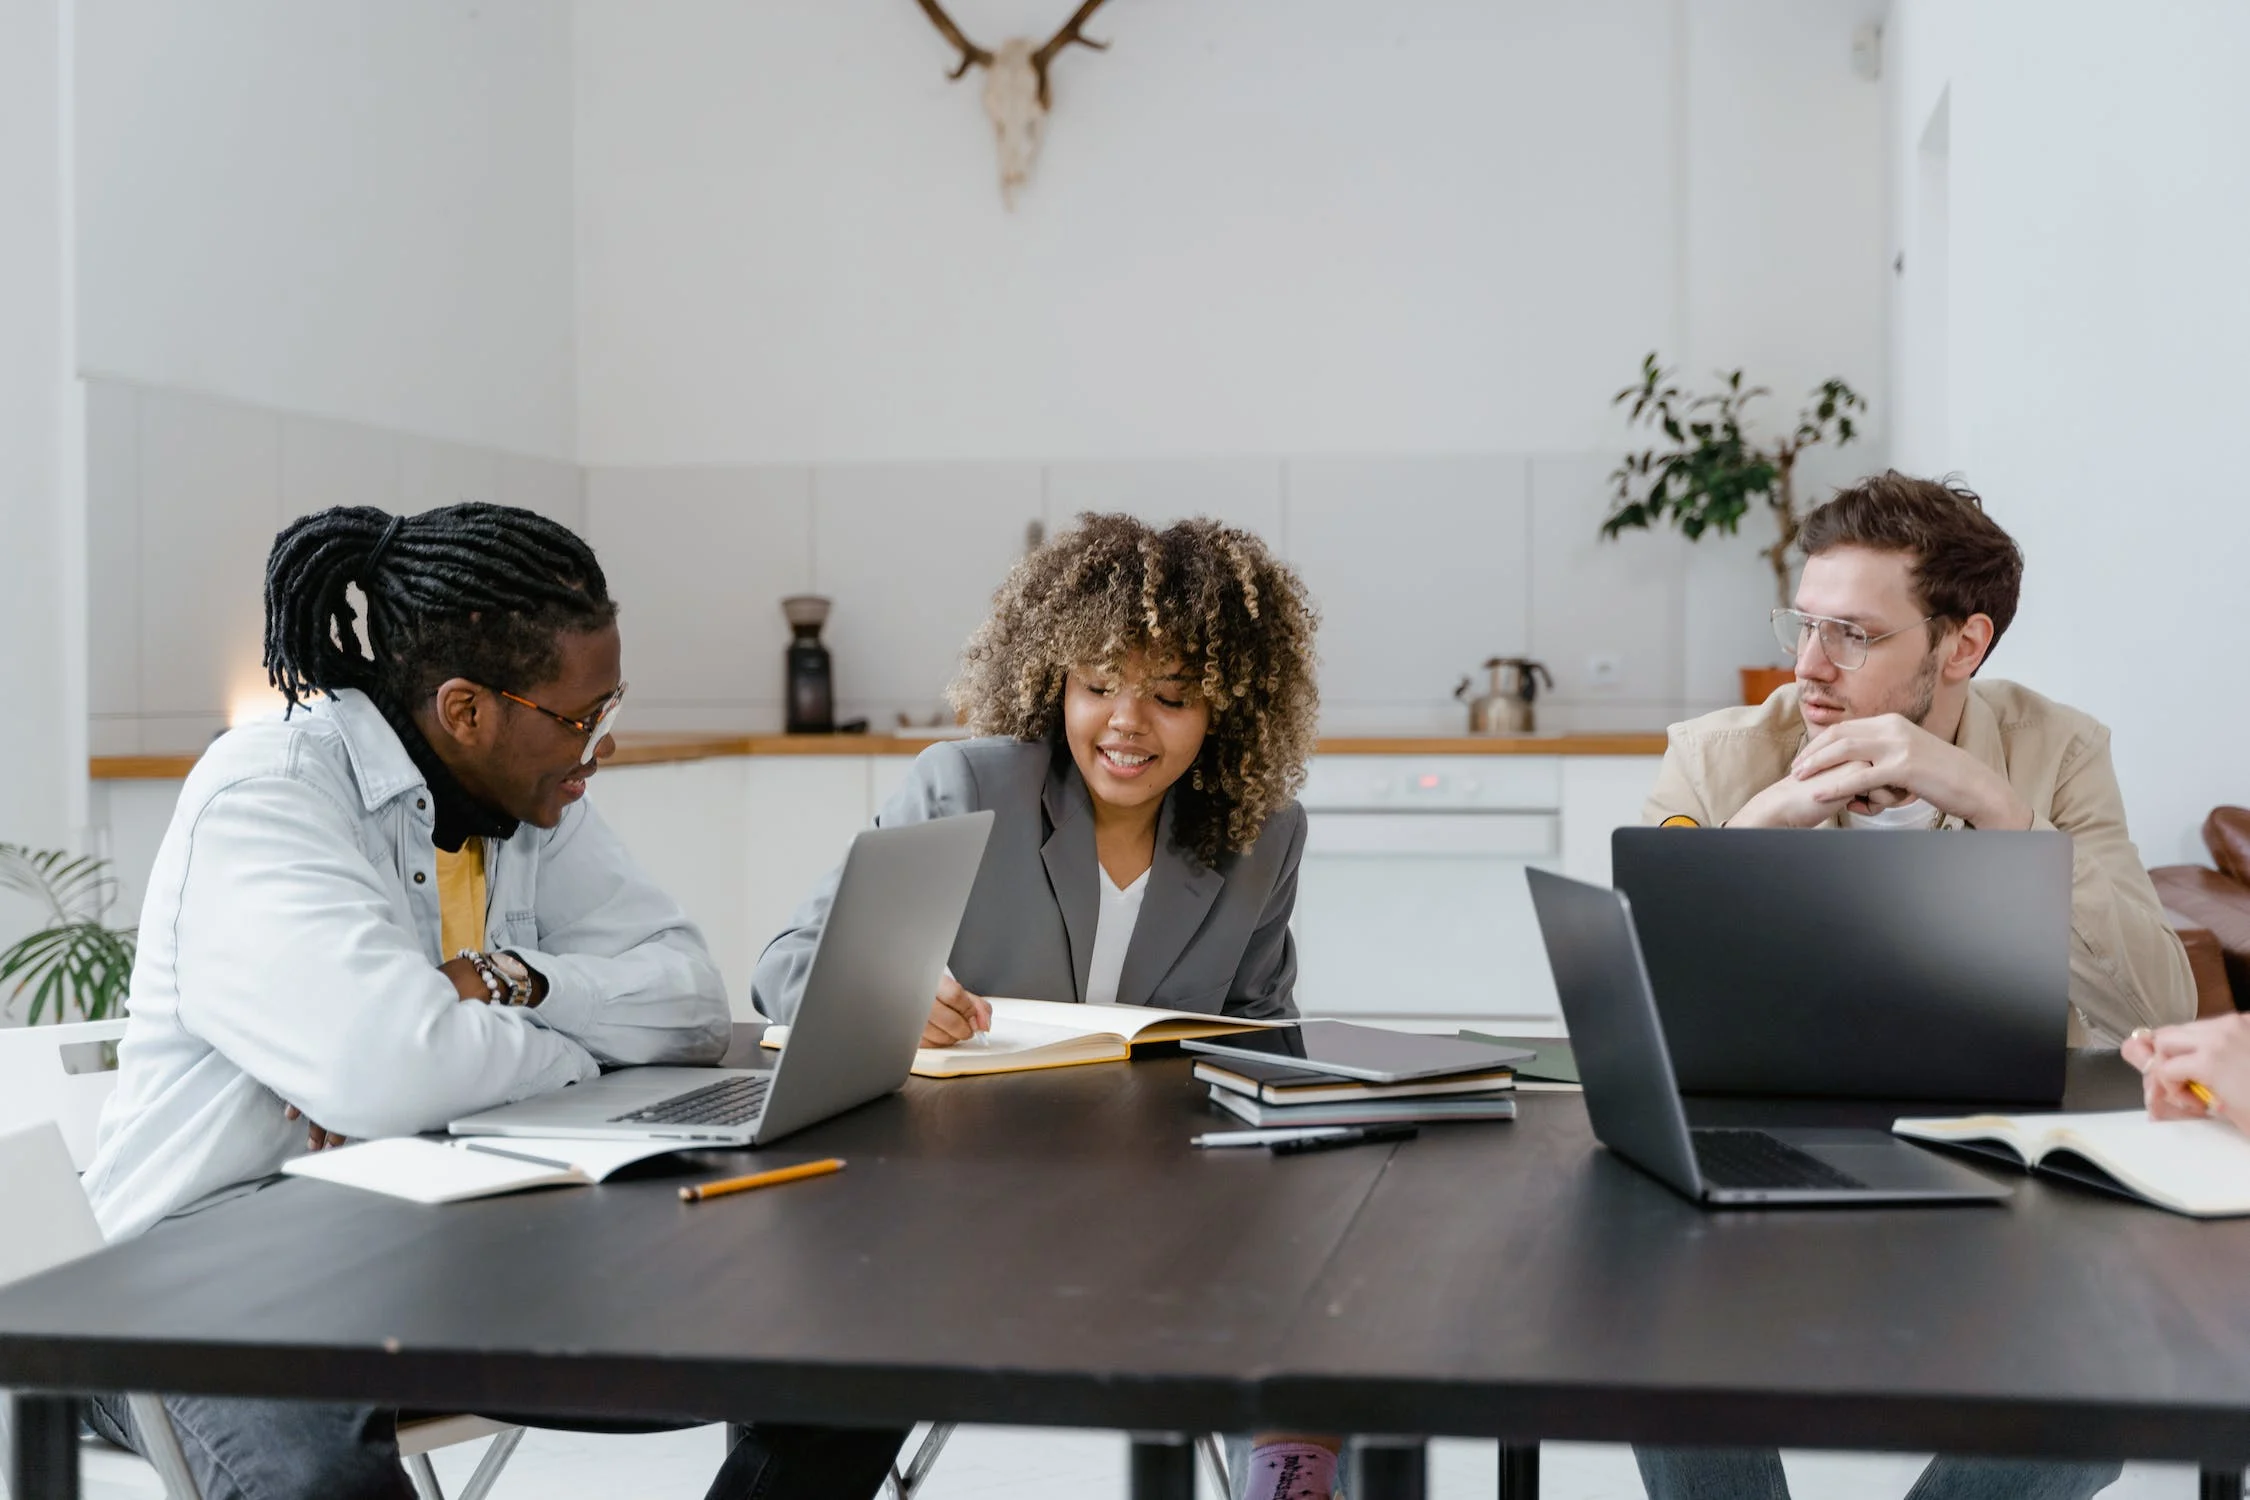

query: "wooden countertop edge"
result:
(92, 732), (1670, 781)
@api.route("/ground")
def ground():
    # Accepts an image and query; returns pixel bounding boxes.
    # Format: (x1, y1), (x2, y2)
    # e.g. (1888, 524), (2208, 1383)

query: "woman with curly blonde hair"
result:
(755, 513), (1339, 1500)
(754, 511), (1320, 1033)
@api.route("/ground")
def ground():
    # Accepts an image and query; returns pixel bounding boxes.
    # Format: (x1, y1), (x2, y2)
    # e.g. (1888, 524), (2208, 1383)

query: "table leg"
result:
(1129, 1434), (1195, 1500)
(2199, 1467), (2243, 1500)
(8, 1393), (80, 1500)
(1349, 1438), (1427, 1500)
(1497, 1441), (1539, 1500)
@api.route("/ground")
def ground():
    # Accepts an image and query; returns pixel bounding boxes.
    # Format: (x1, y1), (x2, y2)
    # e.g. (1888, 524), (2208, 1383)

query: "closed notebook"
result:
(281, 1136), (692, 1204)
(1891, 1110), (2250, 1218)
(1207, 1086), (1516, 1128)
(1194, 1057), (1515, 1106)
(1459, 1031), (1580, 1090)
(763, 997), (1281, 1078)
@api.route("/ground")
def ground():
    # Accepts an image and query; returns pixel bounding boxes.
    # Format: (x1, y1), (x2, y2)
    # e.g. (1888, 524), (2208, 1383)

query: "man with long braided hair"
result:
(80, 504), (903, 1500)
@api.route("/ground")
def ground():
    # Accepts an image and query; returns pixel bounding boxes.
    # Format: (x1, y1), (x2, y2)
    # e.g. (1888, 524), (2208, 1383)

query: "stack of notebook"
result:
(1188, 1024), (1529, 1128)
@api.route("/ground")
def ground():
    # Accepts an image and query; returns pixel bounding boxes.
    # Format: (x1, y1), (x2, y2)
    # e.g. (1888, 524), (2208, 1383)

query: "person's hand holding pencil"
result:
(681, 1157), (845, 1203)
(2124, 1018), (2250, 1123)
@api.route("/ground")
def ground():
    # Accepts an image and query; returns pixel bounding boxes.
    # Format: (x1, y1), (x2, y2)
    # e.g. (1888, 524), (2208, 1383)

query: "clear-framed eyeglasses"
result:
(496, 682), (628, 765)
(1770, 610), (1935, 672)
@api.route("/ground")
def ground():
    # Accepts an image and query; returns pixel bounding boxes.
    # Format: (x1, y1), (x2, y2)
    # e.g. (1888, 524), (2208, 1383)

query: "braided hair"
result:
(262, 504), (617, 714)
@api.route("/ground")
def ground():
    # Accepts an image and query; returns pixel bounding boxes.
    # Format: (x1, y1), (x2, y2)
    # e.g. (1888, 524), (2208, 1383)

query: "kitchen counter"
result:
(89, 730), (1670, 780)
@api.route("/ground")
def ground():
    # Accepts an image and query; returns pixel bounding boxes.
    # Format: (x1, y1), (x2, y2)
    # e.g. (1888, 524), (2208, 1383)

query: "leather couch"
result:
(2150, 807), (2250, 1019)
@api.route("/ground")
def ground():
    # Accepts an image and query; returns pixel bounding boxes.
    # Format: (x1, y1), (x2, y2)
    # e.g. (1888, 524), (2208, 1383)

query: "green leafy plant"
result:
(1601, 352), (1868, 612)
(0, 845), (137, 1025)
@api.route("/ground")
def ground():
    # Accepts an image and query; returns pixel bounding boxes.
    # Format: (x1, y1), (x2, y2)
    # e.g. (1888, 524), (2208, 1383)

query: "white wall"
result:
(1, 0), (85, 912)
(575, 0), (1889, 730)
(575, 0), (1884, 469)
(1885, 0), (2250, 864)
(76, 0), (579, 460)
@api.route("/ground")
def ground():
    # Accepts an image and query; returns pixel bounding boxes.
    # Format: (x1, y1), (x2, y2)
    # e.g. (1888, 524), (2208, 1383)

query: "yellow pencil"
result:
(679, 1157), (845, 1203)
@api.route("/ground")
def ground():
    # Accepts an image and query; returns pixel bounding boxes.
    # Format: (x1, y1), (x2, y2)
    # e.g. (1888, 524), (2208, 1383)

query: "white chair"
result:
(883, 1424), (1235, 1499)
(0, 1119), (201, 1499)
(0, 1022), (526, 1500)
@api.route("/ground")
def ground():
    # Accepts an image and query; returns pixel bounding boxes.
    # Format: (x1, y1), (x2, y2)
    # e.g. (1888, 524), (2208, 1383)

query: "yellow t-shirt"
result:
(434, 840), (489, 958)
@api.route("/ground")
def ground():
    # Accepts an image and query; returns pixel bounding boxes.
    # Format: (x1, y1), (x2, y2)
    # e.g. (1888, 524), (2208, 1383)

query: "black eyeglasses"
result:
(496, 683), (628, 765)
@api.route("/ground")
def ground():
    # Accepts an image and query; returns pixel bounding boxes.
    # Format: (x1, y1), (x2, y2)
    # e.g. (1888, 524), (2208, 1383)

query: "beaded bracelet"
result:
(456, 949), (509, 1005)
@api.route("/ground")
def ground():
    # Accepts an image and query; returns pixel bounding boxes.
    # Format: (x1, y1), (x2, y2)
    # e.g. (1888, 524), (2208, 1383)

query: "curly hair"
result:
(949, 513), (1320, 868)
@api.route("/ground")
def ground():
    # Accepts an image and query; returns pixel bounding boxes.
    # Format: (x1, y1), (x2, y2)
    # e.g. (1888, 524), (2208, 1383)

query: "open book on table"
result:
(281, 1136), (693, 1205)
(1892, 1109), (2250, 1218)
(762, 996), (1281, 1078)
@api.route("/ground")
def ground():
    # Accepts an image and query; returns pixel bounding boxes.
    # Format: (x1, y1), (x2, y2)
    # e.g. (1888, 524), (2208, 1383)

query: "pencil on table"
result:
(680, 1157), (845, 1203)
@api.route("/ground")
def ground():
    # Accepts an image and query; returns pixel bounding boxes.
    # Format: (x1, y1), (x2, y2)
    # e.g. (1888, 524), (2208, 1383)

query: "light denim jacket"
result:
(83, 689), (730, 1240)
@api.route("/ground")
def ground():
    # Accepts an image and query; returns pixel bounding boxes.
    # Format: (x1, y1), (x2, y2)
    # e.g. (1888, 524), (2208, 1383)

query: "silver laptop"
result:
(1526, 868), (2010, 1207)
(450, 811), (994, 1147)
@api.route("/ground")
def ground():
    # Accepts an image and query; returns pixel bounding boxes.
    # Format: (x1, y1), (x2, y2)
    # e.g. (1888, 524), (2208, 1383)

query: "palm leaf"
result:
(0, 845), (138, 1024)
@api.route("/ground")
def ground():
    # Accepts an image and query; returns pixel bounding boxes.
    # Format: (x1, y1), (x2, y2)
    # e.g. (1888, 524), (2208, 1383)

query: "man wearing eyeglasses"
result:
(82, 505), (905, 1500)
(1635, 477), (2188, 1500)
(1644, 469), (2193, 1045)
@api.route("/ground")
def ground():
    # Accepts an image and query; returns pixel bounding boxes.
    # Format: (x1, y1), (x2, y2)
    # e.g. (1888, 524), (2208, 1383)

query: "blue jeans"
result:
(1634, 1446), (2123, 1500)
(87, 1393), (906, 1500)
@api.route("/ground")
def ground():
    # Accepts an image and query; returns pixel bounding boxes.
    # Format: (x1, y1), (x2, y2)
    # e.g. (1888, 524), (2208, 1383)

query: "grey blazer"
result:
(751, 737), (1306, 1026)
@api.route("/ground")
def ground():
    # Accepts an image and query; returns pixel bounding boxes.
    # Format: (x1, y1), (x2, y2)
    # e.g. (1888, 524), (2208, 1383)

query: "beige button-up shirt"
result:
(1643, 678), (2195, 1044)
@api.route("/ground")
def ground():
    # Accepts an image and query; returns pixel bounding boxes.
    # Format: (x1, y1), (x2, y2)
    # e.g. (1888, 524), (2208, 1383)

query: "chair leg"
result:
(453, 1427), (525, 1500)
(124, 1394), (202, 1500)
(2200, 1468), (2244, 1500)
(890, 1421), (956, 1498)
(402, 1450), (447, 1500)
(1195, 1434), (1232, 1498)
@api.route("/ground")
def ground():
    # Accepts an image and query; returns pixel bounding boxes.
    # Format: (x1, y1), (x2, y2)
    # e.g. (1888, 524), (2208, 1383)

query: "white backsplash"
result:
(87, 377), (1765, 753)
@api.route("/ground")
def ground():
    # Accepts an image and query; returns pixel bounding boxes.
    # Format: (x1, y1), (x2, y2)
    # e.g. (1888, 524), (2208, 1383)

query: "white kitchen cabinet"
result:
(85, 750), (1666, 1030)
(581, 758), (753, 1009)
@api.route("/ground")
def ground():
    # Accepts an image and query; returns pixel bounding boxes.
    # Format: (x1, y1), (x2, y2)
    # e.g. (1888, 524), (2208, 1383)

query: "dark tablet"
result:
(1182, 1022), (1533, 1084)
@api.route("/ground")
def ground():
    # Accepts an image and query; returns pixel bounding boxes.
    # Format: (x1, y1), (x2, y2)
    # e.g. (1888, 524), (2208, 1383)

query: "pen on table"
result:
(681, 1157), (845, 1203)
(458, 1141), (577, 1171)
(1192, 1126), (1356, 1149)
(1269, 1124), (1419, 1156)
(2125, 1027), (2218, 1109)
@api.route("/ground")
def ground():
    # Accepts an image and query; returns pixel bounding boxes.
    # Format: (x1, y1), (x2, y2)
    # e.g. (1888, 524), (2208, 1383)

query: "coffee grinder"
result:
(782, 595), (835, 733)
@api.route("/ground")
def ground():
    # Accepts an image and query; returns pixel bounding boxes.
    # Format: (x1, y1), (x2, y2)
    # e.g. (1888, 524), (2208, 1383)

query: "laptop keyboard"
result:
(608, 1074), (771, 1127)
(1692, 1129), (1868, 1191)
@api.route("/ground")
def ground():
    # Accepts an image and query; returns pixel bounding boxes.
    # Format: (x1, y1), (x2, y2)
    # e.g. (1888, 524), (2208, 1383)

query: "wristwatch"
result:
(489, 950), (542, 1007)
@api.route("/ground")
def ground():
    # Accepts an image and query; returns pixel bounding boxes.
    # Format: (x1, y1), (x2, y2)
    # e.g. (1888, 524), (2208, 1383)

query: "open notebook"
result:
(1893, 1109), (2250, 1218)
(763, 996), (1280, 1078)
(282, 1136), (691, 1204)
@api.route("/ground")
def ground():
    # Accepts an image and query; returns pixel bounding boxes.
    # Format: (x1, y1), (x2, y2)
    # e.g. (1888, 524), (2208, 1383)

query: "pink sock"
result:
(1244, 1441), (1338, 1500)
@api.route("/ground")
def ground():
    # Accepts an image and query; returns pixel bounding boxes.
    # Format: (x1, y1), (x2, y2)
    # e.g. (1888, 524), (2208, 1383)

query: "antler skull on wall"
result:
(912, 0), (1113, 208)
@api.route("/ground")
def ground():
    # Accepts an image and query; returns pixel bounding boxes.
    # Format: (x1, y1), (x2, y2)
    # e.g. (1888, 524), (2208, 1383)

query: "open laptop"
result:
(1611, 828), (2073, 1103)
(450, 811), (995, 1147)
(1526, 868), (2010, 1206)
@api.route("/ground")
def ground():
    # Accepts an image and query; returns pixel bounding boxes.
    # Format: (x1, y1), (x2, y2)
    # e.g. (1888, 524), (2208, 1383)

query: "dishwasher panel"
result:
(1290, 810), (1561, 1023)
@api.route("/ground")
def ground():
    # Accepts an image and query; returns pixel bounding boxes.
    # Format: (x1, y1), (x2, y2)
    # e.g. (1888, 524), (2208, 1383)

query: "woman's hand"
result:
(2125, 1015), (2250, 1121)
(922, 972), (992, 1048)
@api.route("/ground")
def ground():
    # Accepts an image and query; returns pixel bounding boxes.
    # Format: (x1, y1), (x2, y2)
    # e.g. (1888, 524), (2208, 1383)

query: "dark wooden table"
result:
(6, 1038), (2250, 1500)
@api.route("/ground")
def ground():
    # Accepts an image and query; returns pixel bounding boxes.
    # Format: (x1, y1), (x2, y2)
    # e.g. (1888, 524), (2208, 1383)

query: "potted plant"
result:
(0, 845), (137, 1025)
(1601, 352), (1867, 705)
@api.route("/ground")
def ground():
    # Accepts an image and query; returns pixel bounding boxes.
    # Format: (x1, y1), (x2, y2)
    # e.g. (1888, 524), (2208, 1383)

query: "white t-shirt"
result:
(1083, 864), (1152, 1008)
(1847, 797), (1940, 830)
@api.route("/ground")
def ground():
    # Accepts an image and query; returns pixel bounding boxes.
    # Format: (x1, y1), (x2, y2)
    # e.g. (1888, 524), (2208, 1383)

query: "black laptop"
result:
(1527, 868), (2010, 1207)
(1611, 828), (2073, 1103)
